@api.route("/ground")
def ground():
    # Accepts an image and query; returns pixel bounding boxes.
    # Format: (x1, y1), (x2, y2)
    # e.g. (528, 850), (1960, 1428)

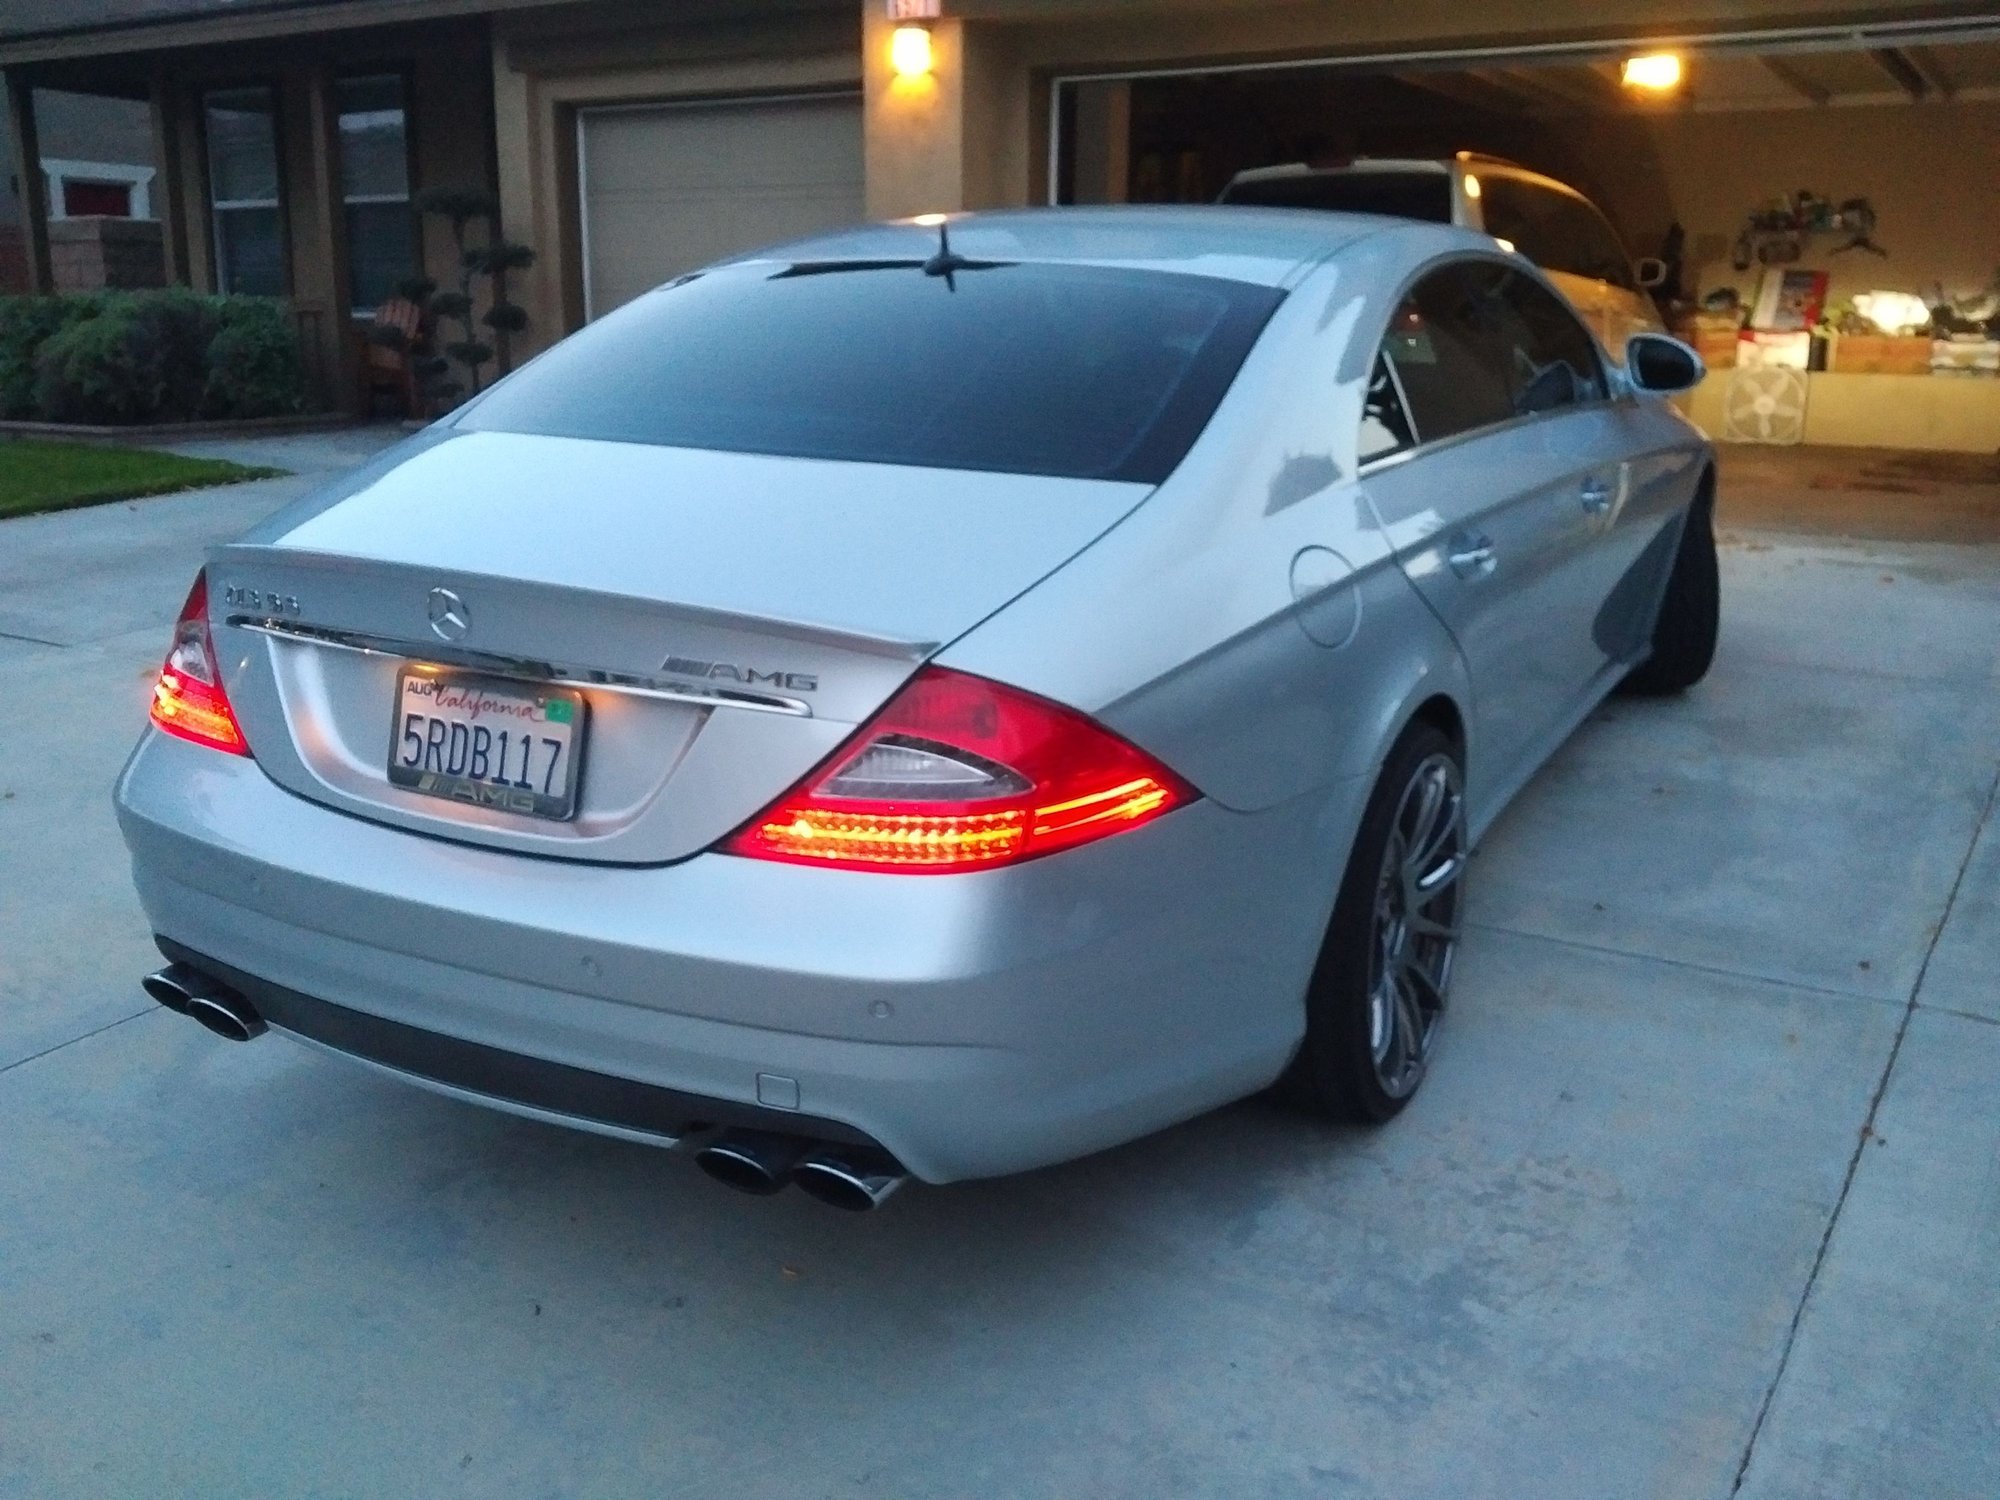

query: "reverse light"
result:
(150, 571), (248, 756)
(723, 666), (1194, 873)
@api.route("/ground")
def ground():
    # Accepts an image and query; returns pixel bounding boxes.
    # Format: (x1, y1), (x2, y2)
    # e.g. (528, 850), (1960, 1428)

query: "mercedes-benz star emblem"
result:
(427, 587), (470, 643)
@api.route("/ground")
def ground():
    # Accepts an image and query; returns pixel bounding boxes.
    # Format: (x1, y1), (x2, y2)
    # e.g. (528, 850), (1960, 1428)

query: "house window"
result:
(62, 180), (133, 217)
(336, 75), (417, 315)
(204, 87), (285, 297)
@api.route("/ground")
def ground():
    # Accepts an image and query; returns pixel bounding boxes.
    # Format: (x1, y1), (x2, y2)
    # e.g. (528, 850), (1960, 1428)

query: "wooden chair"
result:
(360, 297), (428, 418)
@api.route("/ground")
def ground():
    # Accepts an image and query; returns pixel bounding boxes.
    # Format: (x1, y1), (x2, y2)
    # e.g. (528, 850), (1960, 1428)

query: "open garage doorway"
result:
(1051, 26), (2000, 457)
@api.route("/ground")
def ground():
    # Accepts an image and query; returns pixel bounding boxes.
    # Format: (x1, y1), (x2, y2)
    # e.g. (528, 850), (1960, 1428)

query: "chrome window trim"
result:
(229, 617), (814, 718)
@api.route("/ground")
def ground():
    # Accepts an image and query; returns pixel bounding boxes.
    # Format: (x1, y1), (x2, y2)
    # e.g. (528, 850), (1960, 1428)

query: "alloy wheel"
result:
(1367, 751), (1465, 1099)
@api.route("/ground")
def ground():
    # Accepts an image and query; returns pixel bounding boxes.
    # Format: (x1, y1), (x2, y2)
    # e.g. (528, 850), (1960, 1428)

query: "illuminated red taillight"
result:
(149, 571), (248, 756)
(722, 666), (1195, 873)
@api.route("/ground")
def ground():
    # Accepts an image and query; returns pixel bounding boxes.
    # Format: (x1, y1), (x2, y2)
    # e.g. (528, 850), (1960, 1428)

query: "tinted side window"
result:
(1492, 273), (1607, 414)
(1359, 356), (1415, 462)
(1379, 263), (1516, 443)
(1379, 261), (1606, 444)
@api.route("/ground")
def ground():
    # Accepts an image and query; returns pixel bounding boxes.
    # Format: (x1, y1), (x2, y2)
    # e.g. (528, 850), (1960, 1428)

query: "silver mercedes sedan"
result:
(117, 208), (1717, 1209)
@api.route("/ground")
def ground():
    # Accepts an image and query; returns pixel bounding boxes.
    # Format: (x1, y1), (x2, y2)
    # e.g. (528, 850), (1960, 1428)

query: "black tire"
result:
(1622, 480), (1719, 696)
(1279, 723), (1465, 1125)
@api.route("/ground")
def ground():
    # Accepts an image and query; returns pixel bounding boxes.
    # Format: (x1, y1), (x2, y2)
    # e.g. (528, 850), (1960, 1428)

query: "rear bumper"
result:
(154, 935), (887, 1152)
(116, 731), (1360, 1182)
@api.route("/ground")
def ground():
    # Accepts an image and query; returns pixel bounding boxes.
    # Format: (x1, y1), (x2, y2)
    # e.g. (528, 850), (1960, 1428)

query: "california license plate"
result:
(388, 669), (586, 821)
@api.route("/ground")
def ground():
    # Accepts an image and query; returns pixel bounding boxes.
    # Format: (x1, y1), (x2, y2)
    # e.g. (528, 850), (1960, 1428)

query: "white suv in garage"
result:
(1220, 152), (1666, 358)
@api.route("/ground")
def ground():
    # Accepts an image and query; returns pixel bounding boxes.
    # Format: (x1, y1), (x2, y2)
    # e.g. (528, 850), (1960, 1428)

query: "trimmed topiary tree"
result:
(372, 185), (536, 412)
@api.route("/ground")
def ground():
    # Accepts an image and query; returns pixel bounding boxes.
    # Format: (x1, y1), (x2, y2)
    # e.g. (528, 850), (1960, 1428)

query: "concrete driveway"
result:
(1, 430), (1995, 1499)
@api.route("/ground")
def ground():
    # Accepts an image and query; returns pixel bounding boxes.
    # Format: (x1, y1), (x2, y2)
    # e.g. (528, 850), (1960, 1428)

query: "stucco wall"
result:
(1548, 99), (2000, 309)
(493, 0), (859, 357)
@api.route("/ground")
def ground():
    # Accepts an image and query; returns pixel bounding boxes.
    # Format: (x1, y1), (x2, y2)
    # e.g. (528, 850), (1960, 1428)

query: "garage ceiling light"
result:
(891, 23), (934, 78)
(1622, 52), (1684, 91)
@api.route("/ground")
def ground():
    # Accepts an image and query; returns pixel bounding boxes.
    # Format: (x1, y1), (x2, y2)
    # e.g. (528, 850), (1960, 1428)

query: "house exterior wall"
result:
(490, 0), (860, 360)
(120, 19), (495, 408)
(3, 0), (1993, 421)
(1575, 97), (2000, 309)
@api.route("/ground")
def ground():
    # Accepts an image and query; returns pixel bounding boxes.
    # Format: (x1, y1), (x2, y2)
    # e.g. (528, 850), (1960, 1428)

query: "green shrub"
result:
(202, 299), (306, 419)
(32, 306), (168, 424)
(0, 294), (102, 418)
(0, 289), (308, 425)
(133, 287), (222, 418)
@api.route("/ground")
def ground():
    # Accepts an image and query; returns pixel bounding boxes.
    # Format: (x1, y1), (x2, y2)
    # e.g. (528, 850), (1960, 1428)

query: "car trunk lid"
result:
(207, 430), (1151, 864)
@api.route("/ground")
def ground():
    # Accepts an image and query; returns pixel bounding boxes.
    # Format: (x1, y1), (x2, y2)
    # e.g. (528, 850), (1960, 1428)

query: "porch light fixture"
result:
(891, 24), (934, 78)
(1621, 52), (1683, 91)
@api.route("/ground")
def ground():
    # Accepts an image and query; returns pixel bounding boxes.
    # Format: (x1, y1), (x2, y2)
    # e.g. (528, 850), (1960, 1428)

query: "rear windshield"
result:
(458, 261), (1283, 484)
(1221, 171), (1454, 224)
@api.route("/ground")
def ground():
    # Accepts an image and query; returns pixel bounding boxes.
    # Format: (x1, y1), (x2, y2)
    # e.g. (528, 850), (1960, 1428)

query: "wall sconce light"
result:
(1621, 52), (1684, 91)
(891, 23), (934, 79)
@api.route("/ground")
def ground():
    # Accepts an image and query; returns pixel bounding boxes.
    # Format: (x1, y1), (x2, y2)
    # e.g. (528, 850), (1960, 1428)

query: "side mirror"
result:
(1625, 332), (1705, 395)
(1634, 257), (1669, 290)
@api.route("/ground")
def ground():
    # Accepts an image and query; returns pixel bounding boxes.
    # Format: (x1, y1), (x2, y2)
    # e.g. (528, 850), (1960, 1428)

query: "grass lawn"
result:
(0, 439), (286, 520)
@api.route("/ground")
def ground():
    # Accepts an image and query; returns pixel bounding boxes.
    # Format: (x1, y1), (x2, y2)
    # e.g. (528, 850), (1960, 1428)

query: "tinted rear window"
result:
(458, 262), (1283, 484)
(1221, 171), (1453, 224)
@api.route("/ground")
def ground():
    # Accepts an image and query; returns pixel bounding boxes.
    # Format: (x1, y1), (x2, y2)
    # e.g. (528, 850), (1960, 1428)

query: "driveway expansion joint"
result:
(1728, 762), (2000, 1496)
(0, 627), (69, 648)
(0, 1007), (158, 1078)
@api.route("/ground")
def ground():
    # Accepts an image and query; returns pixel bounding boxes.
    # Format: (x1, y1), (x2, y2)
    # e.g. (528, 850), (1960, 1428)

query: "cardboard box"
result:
(1831, 334), (1935, 375)
(1931, 338), (2000, 376)
(1737, 331), (1813, 370)
(1691, 329), (1740, 369)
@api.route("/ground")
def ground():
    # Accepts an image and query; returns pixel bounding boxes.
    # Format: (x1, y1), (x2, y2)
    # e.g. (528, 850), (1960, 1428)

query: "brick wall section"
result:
(0, 224), (27, 293)
(49, 217), (166, 291)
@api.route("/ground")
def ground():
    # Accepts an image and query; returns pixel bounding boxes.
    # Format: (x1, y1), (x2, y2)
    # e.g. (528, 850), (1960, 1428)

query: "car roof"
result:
(1228, 159), (1457, 185)
(1224, 154), (1586, 201)
(730, 206), (1417, 289)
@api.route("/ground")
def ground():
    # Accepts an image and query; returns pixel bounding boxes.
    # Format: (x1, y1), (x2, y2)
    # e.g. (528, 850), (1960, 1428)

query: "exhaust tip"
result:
(142, 967), (196, 1015)
(792, 1151), (906, 1212)
(183, 992), (266, 1043)
(146, 963), (266, 1041)
(695, 1133), (804, 1197)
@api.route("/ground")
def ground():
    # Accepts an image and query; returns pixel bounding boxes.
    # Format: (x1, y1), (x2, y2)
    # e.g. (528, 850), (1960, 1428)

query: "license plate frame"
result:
(387, 667), (587, 822)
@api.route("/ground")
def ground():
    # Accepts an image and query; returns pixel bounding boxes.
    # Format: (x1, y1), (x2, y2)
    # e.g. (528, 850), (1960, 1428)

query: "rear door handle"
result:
(1580, 477), (1613, 515)
(1446, 533), (1496, 579)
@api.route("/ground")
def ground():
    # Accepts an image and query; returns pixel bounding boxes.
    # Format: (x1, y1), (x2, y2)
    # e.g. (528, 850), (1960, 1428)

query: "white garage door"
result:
(579, 92), (864, 317)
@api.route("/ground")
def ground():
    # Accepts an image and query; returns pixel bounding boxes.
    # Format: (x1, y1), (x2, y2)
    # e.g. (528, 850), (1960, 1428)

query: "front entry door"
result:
(1358, 258), (1625, 815)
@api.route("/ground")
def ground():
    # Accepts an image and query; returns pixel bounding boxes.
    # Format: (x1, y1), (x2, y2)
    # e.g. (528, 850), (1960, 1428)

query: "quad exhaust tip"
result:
(792, 1149), (905, 1212)
(696, 1131), (907, 1210)
(143, 963), (266, 1042)
(695, 1130), (807, 1196)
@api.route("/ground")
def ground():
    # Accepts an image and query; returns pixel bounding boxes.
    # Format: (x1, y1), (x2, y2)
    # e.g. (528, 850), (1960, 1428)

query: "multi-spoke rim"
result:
(1368, 752), (1465, 1099)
